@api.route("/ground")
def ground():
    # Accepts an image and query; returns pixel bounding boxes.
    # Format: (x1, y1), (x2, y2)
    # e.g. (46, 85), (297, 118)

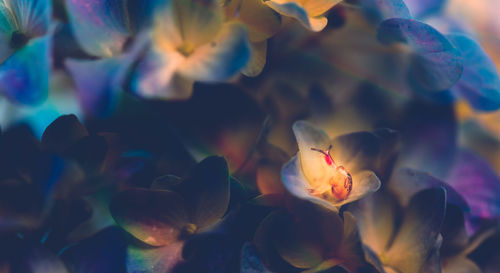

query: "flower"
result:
(348, 187), (447, 273)
(253, 196), (370, 272)
(132, 0), (251, 100)
(110, 156), (231, 272)
(64, 0), (157, 116)
(0, 0), (52, 105)
(263, 0), (342, 31)
(282, 120), (381, 210)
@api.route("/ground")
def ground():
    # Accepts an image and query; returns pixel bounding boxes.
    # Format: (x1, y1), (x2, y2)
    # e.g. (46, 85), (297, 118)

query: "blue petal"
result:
(377, 18), (463, 92)
(404, 0), (447, 19)
(0, 35), (50, 105)
(65, 0), (131, 57)
(448, 34), (500, 111)
(357, 0), (411, 22)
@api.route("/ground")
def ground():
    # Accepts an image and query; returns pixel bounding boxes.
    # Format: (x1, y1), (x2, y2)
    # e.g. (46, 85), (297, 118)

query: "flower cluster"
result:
(0, 0), (499, 273)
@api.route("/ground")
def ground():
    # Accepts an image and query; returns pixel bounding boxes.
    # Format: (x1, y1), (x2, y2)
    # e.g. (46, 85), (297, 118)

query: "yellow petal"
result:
(302, 0), (342, 17)
(178, 22), (250, 82)
(154, 0), (223, 50)
(292, 120), (332, 189)
(229, 0), (282, 42)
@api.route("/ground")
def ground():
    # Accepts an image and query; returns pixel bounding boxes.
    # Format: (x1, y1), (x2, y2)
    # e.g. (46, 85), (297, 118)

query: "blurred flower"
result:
(0, 0), (52, 105)
(282, 120), (381, 210)
(110, 156), (231, 272)
(132, 0), (251, 99)
(64, 0), (157, 117)
(264, 0), (342, 31)
(223, 0), (282, 76)
(254, 196), (371, 272)
(349, 187), (447, 273)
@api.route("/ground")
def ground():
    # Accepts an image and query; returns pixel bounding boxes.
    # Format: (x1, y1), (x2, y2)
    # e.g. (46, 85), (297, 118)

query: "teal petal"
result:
(0, 34), (50, 105)
(126, 241), (184, 273)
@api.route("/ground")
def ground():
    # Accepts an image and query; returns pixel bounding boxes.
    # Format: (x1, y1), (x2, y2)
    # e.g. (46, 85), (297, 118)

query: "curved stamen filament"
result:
(311, 145), (337, 168)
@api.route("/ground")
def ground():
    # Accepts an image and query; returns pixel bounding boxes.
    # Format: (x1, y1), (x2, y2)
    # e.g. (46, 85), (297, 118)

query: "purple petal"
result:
(447, 150), (500, 221)
(377, 18), (463, 92)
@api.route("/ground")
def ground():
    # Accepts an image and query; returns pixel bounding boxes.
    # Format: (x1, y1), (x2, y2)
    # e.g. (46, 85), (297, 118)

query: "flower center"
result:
(310, 145), (353, 200)
(177, 42), (196, 56)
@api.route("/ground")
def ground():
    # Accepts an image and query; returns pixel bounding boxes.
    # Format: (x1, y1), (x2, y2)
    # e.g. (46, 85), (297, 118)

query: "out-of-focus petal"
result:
(0, 34), (50, 105)
(132, 48), (194, 100)
(348, 191), (399, 257)
(442, 256), (481, 273)
(404, 0), (446, 19)
(0, 3), (17, 63)
(292, 120), (331, 188)
(448, 34), (500, 111)
(155, 0), (223, 50)
(173, 156), (230, 229)
(178, 22), (250, 82)
(330, 131), (382, 173)
(338, 212), (370, 272)
(126, 241), (184, 273)
(388, 168), (468, 210)
(397, 102), (457, 179)
(65, 57), (123, 117)
(240, 242), (273, 273)
(255, 200), (343, 270)
(224, 0), (281, 42)
(65, 0), (129, 57)
(109, 189), (190, 246)
(7, 0), (51, 37)
(242, 40), (267, 77)
(377, 18), (463, 92)
(446, 150), (500, 221)
(384, 188), (446, 273)
(40, 114), (88, 154)
(302, 0), (342, 17)
(60, 227), (128, 273)
(357, 0), (411, 22)
(264, 1), (327, 31)
(15, 247), (69, 273)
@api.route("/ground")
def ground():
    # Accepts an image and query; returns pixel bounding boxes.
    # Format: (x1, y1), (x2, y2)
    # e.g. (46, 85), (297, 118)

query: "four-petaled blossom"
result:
(133, 0), (251, 100)
(282, 120), (381, 210)
(349, 187), (447, 273)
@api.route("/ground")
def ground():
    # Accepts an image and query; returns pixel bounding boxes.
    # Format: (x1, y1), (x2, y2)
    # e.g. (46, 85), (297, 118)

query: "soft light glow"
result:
(309, 145), (353, 200)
